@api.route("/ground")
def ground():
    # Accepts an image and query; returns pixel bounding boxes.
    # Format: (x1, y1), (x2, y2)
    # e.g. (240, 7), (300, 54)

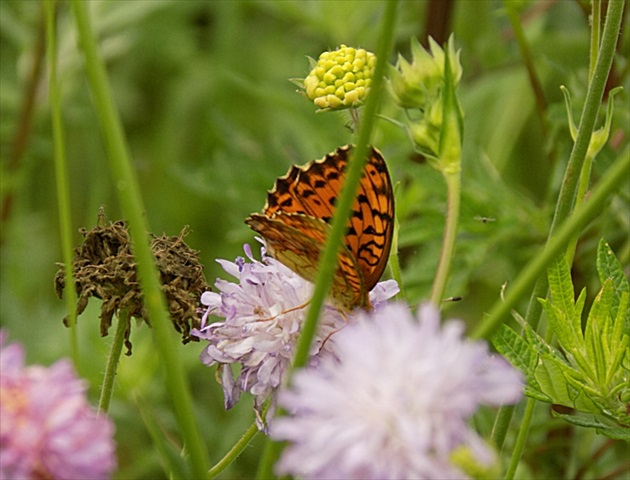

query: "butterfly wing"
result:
(246, 212), (368, 309)
(262, 145), (394, 292)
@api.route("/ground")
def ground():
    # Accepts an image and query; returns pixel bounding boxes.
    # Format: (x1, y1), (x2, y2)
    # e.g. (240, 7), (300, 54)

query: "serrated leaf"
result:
(585, 279), (616, 385)
(492, 324), (542, 394)
(549, 300), (583, 354)
(548, 255), (576, 320)
(609, 291), (630, 384)
(543, 257), (586, 356)
(597, 239), (630, 323)
(492, 323), (533, 371)
(553, 411), (630, 441)
(523, 385), (552, 403)
(533, 355), (574, 407)
(564, 375), (601, 413)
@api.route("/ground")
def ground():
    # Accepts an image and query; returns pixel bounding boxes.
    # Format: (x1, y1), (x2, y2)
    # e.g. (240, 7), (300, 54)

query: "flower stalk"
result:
(98, 309), (130, 414)
(70, 2), (209, 476)
(44, 0), (79, 364)
(390, 36), (464, 306)
(255, 3), (399, 477)
(483, 0), (627, 463)
(475, 0), (626, 340)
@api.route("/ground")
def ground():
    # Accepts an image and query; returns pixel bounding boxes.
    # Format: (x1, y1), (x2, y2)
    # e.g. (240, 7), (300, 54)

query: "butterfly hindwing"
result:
(246, 213), (367, 308)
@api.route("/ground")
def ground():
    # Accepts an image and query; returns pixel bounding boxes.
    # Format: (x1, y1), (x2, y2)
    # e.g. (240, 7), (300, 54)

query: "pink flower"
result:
(0, 332), (116, 479)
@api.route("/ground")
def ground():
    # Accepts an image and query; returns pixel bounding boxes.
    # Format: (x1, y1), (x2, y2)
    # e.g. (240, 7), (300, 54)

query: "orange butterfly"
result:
(246, 145), (394, 310)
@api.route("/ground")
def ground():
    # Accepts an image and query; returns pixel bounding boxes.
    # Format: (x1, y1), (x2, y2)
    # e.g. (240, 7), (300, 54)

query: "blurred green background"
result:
(1, 1), (628, 478)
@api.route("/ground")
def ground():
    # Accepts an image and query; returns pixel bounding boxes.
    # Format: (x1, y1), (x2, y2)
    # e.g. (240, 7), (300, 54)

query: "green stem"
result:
(473, 148), (629, 341)
(429, 40), (463, 307)
(504, 1), (548, 136)
(291, 3), (397, 372)
(564, 154), (593, 263)
(487, 0), (625, 462)
(44, 0), (79, 365)
(473, 0), (626, 340)
(490, 404), (515, 453)
(504, 397), (536, 480)
(98, 310), (129, 413)
(589, 0), (601, 79)
(546, 0), (623, 239)
(208, 421), (259, 478)
(255, 3), (399, 478)
(70, 2), (209, 477)
(388, 215), (407, 302)
(430, 170), (461, 305)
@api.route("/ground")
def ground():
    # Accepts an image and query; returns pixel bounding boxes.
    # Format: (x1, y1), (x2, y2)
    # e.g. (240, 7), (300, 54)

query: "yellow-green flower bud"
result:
(302, 44), (376, 111)
(389, 36), (462, 110)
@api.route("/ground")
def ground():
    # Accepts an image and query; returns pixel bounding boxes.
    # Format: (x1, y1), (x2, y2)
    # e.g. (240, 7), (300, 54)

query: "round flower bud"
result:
(303, 45), (376, 111)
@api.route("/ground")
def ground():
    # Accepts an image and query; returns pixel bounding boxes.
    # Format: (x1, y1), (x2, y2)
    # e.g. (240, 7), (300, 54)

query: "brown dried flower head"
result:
(55, 211), (210, 354)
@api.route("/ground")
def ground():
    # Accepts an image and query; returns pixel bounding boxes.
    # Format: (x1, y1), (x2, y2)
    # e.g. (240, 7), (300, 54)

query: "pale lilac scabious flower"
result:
(0, 332), (116, 480)
(193, 244), (398, 419)
(271, 303), (523, 480)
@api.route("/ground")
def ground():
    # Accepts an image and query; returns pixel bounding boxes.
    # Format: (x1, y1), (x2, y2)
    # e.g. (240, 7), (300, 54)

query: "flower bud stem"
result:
(98, 309), (129, 414)
(430, 170), (461, 306)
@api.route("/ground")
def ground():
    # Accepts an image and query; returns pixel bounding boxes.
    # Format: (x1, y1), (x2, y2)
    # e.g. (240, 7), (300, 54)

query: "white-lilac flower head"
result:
(0, 331), (117, 479)
(271, 303), (523, 479)
(302, 44), (376, 111)
(192, 244), (398, 425)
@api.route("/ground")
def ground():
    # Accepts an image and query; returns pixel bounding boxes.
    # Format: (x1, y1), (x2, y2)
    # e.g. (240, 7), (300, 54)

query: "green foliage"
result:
(1, 0), (628, 478)
(494, 240), (630, 438)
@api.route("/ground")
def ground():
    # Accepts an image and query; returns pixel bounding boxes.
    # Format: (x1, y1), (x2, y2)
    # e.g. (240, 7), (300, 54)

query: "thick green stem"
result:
(565, 154), (594, 263)
(44, 0), (79, 365)
(504, 398), (536, 480)
(589, 0), (601, 79)
(290, 4), (397, 372)
(490, 404), (515, 453)
(70, 2), (209, 477)
(254, 3), (398, 478)
(485, 0), (625, 464)
(430, 170), (461, 305)
(473, 0), (626, 340)
(474, 148), (629, 341)
(98, 310), (129, 413)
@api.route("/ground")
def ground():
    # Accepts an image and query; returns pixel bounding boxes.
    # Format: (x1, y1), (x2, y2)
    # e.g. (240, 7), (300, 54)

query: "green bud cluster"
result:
(389, 36), (462, 111)
(303, 45), (376, 110)
(388, 36), (463, 165)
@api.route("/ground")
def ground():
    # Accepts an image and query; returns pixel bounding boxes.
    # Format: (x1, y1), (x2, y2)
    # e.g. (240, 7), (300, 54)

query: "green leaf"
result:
(609, 291), (630, 385)
(544, 257), (585, 354)
(585, 279), (615, 386)
(552, 412), (630, 441)
(597, 239), (630, 325)
(138, 402), (191, 479)
(533, 355), (574, 407)
(563, 374), (601, 413)
(548, 255), (576, 320)
(492, 323), (533, 371)
(492, 324), (545, 398)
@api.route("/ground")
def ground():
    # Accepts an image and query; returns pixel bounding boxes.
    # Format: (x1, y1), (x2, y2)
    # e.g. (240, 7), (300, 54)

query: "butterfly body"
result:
(246, 145), (394, 310)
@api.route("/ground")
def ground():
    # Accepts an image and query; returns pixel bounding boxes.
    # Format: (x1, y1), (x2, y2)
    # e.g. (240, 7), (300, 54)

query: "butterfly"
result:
(245, 145), (394, 310)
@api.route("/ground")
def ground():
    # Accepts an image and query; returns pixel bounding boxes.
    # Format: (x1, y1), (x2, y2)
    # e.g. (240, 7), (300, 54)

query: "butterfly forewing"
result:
(246, 145), (394, 310)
